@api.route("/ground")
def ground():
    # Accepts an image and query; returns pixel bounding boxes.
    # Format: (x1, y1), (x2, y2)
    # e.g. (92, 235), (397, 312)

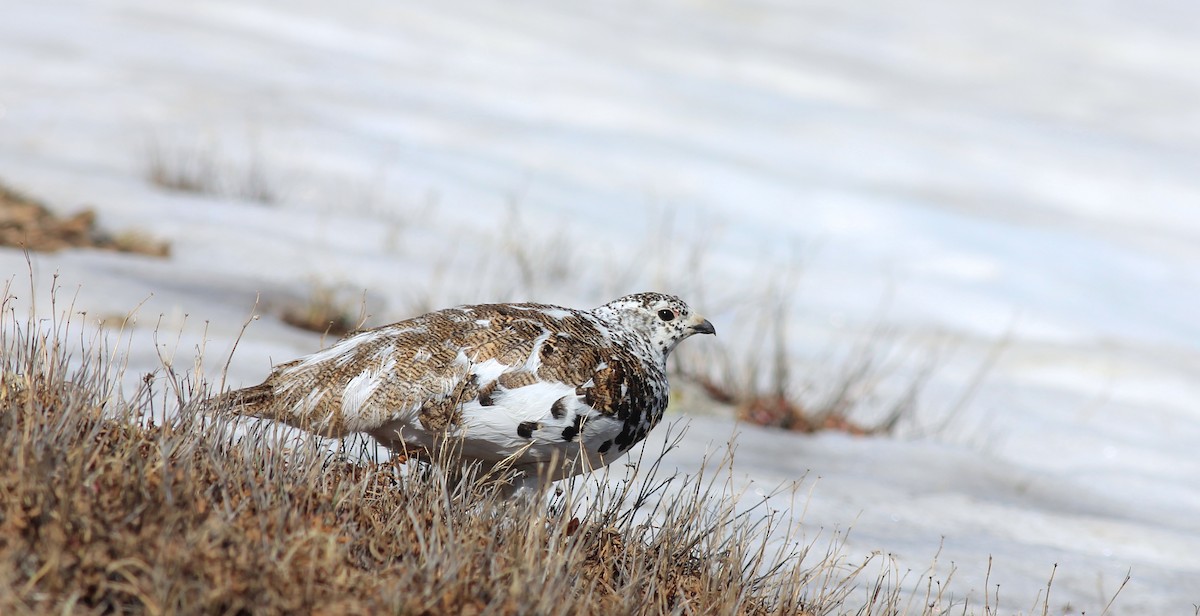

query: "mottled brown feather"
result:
(220, 303), (658, 438)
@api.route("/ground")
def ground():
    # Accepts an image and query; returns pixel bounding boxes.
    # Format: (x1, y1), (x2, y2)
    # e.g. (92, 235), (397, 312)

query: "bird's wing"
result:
(449, 304), (665, 462)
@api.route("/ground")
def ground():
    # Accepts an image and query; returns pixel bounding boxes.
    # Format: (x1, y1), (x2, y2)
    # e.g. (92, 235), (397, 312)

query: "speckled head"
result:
(594, 292), (716, 357)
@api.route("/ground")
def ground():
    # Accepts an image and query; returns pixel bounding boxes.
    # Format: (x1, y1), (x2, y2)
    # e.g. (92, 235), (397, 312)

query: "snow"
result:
(3, 0), (1199, 612)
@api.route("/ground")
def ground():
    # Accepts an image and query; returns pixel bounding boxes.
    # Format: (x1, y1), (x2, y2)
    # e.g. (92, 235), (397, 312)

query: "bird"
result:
(213, 292), (715, 492)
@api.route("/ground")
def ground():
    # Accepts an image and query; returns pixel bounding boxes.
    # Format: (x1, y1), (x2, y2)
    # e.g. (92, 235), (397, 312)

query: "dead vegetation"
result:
(677, 277), (929, 437)
(278, 280), (368, 338)
(144, 135), (276, 204)
(703, 332), (929, 437)
(0, 281), (827, 616)
(0, 181), (170, 256)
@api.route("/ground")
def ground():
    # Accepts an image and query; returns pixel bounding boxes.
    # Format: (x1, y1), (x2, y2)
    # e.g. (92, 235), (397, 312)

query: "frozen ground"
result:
(2, 0), (1199, 612)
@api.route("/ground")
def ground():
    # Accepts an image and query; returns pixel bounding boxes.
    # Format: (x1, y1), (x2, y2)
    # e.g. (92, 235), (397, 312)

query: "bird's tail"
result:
(205, 381), (352, 438)
(205, 383), (277, 420)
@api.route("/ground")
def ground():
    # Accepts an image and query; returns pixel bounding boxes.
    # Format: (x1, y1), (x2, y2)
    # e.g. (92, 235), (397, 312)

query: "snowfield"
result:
(2, 0), (1199, 612)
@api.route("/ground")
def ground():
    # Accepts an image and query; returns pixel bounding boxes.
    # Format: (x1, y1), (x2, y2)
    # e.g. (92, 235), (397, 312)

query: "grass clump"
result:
(278, 280), (367, 338)
(144, 135), (276, 205)
(0, 181), (170, 256)
(0, 282), (827, 616)
(681, 280), (927, 437)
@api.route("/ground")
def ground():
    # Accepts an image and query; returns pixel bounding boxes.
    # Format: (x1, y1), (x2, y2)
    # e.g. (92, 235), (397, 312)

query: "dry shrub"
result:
(679, 277), (921, 437)
(732, 394), (873, 436)
(0, 181), (170, 257)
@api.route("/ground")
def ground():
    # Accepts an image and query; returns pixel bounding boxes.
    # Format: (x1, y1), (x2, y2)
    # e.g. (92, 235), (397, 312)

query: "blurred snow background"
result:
(2, 0), (1198, 612)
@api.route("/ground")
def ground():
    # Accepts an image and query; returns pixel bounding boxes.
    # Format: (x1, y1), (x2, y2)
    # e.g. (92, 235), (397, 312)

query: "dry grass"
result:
(278, 280), (368, 338)
(497, 201), (579, 297)
(0, 281), (827, 616)
(0, 181), (170, 256)
(144, 136), (276, 205)
(678, 279), (932, 437)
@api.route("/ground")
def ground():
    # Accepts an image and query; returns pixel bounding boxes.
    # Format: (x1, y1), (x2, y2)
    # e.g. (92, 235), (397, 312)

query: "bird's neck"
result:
(592, 309), (668, 371)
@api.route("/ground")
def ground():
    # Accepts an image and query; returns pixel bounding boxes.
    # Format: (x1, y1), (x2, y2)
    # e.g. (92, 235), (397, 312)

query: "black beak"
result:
(690, 319), (716, 336)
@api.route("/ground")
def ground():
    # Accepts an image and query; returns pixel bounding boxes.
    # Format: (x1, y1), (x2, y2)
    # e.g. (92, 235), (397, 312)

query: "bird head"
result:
(595, 292), (716, 357)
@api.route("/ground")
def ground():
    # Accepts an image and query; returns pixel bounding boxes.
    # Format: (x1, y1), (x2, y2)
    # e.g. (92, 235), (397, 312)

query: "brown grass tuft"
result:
(278, 281), (366, 338)
(732, 394), (873, 436)
(0, 281), (824, 616)
(0, 181), (170, 256)
(143, 136), (276, 205)
(679, 281), (919, 437)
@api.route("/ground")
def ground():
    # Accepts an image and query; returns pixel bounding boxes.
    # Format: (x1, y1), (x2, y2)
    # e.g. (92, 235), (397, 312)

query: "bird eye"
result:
(657, 309), (675, 321)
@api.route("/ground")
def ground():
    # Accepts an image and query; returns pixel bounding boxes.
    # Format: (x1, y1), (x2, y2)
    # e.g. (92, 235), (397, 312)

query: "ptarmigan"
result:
(216, 292), (714, 492)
